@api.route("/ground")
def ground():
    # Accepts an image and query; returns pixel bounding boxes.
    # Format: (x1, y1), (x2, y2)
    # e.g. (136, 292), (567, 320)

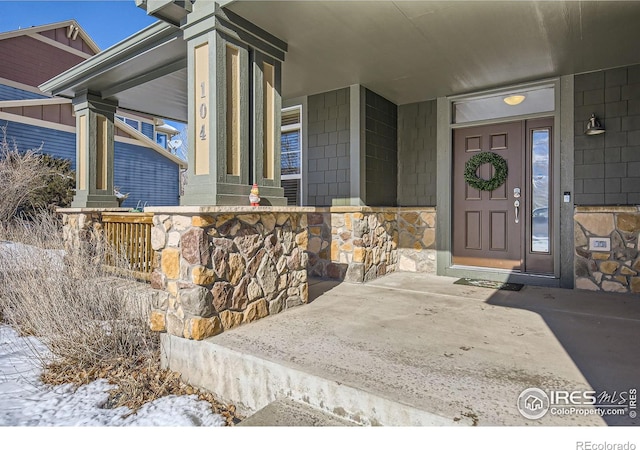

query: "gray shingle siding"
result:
(574, 63), (640, 205)
(307, 88), (350, 206)
(397, 99), (437, 206)
(364, 89), (397, 206)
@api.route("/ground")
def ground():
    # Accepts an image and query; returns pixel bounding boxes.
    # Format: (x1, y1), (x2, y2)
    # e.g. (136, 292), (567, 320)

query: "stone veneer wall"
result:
(575, 206), (640, 294)
(60, 206), (438, 342)
(396, 208), (437, 273)
(146, 208), (311, 340)
(305, 207), (437, 282)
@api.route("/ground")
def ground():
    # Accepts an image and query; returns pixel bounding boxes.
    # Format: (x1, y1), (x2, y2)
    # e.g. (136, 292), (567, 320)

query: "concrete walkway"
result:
(161, 272), (640, 426)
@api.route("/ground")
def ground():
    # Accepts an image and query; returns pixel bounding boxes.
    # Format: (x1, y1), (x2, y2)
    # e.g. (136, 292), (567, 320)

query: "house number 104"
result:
(199, 81), (207, 140)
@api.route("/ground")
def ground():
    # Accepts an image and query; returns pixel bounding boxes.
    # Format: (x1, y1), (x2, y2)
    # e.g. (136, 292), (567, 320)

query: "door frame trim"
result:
(436, 77), (575, 288)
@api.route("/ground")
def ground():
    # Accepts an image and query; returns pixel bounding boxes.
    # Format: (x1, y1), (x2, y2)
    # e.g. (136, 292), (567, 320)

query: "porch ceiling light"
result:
(503, 95), (526, 106)
(585, 113), (606, 135)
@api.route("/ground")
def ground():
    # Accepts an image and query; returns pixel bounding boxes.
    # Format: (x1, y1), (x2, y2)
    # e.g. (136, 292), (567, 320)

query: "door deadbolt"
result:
(513, 187), (521, 198)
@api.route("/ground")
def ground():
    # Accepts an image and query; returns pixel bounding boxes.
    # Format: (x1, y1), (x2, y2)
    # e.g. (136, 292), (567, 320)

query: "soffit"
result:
(227, 1), (640, 104)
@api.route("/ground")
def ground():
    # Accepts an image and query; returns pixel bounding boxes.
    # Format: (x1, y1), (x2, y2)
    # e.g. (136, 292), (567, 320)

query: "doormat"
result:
(453, 278), (524, 291)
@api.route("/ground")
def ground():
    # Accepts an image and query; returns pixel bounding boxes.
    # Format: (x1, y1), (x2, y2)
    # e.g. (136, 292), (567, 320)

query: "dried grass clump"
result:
(0, 213), (240, 425)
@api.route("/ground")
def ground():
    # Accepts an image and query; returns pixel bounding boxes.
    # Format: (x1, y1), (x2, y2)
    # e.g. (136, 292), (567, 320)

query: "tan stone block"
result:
(634, 259), (640, 271)
(149, 310), (166, 332)
(220, 310), (243, 330)
(400, 211), (419, 225)
(620, 266), (637, 276)
(192, 215), (215, 228)
(238, 214), (260, 225)
(422, 228), (436, 248)
(617, 214), (640, 233)
(309, 226), (322, 236)
(161, 248), (180, 279)
(261, 213), (277, 233)
(574, 222), (588, 247)
(614, 276), (628, 286)
(331, 240), (340, 261)
(167, 281), (178, 297)
(601, 280), (628, 293)
(192, 266), (216, 286)
(331, 214), (345, 228)
(228, 253), (246, 285)
(300, 282), (308, 303)
(244, 299), (269, 323)
(631, 277), (640, 293)
(151, 227), (166, 251)
(592, 252), (610, 260)
(299, 214), (307, 228)
(384, 212), (396, 222)
(353, 247), (365, 263)
(600, 261), (619, 274)
(413, 242), (423, 251)
(308, 236), (322, 254)
(187, 316), (223, 340)
(340, 242), (353, 252)
(172, 215), (192, 231)
(575, 213), (615, 237)
(277, 213), (290, 226)
(345, 214), (352, 230)
(420, 212), (436, 228)
(295, 230), (308, 249)
(575, 277), (600, 291)
(353, 212), (364, 220)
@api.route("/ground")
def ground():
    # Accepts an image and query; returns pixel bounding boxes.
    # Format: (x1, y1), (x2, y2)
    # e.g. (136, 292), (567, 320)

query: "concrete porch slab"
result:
(160, 272), (640, 426)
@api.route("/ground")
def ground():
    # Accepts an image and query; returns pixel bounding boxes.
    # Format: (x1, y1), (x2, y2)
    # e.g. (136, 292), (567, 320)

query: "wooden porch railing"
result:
(102, 212), (155, 281)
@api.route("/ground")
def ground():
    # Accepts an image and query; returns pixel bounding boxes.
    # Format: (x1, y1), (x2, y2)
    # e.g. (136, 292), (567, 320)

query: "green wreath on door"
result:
(463, 151), (508, 191)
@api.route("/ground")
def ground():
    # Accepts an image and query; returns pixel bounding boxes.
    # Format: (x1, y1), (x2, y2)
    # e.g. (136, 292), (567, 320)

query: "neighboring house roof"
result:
(0, 20), (187, 168)
(0, 19), (100, 56)
(40, 21), (187, 122)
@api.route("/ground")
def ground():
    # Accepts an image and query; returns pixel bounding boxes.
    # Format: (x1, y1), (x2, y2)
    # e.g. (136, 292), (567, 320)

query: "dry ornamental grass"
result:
(0, 213), (241, 425)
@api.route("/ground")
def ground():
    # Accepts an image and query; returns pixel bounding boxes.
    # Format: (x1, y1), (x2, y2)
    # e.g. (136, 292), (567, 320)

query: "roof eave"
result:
(39, 20), (178, 97)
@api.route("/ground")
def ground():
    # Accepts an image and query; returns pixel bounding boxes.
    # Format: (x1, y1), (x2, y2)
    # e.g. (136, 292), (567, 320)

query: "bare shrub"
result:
(0, 125), (50, 222)
(0, 212), (157, 362)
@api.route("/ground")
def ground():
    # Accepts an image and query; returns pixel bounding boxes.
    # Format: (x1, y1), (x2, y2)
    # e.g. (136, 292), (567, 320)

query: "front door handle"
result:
(514, 200), (520, 224)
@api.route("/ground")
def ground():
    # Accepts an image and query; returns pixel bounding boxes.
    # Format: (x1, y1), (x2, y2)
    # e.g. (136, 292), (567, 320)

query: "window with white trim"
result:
(281, 105), (302, 206)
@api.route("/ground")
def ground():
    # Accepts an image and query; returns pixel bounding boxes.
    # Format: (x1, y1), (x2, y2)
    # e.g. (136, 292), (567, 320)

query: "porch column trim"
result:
(71, 91), (118, 208)
(349, 84), (366, 206)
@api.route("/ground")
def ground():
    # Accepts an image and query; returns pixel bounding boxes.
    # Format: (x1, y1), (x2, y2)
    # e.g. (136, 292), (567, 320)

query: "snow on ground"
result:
(0, 324), (226, 427)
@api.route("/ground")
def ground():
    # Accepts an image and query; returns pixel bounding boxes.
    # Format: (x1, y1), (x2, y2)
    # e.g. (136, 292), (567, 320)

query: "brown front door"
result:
(453, 121), (524, 270)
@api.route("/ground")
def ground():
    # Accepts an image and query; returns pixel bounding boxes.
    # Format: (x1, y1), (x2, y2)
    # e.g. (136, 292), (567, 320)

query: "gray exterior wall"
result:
(397, 100), (437, 206)
(574, 64), (640, 205)
(364, 89), (397, 206)
(306, 88), (350, 206)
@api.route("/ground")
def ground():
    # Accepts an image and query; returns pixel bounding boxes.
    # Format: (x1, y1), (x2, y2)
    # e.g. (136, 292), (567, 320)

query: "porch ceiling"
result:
(228, 0), (640, 104)
(40, 1), (640, 120)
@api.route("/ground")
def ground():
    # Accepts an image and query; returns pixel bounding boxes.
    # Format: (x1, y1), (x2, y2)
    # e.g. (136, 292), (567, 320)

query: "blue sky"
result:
(0, 1), (157, 50)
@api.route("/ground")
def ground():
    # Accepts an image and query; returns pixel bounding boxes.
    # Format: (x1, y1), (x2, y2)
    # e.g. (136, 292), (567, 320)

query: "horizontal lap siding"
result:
(1, 120), (75, 163)
(3, 120), (180, 208)
(0, 85), (49, 101)
(114, 142), (180, 208)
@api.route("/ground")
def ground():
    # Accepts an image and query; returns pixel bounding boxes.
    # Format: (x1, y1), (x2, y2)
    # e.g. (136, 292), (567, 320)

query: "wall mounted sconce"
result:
(585, 113), (605, 135)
